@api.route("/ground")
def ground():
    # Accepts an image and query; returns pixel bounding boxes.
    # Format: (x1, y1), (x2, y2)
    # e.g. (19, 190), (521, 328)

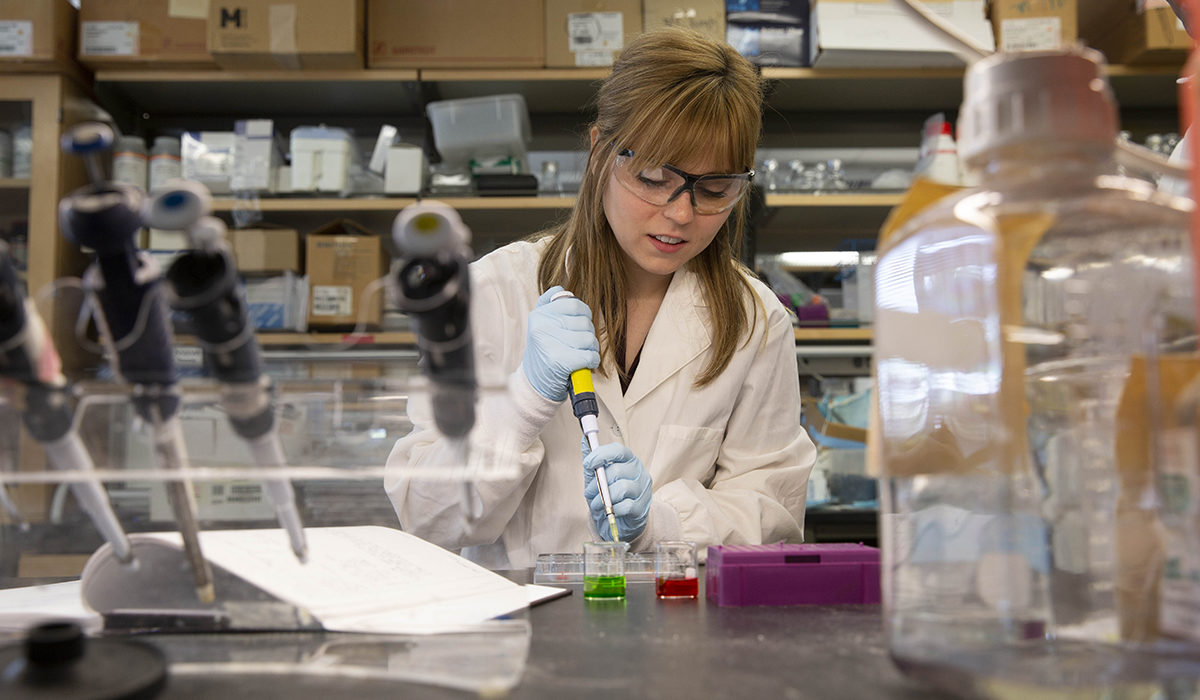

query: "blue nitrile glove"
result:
(583, 442), (653, 542)
(519, 286), (600, 402)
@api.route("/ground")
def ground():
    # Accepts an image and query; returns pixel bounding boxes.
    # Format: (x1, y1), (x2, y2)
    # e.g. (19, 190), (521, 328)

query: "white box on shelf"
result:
(290, 126), (357, 193)
(181, 131), (235, 195)
(384, 144), (428, 194)
(232, 119), (283, 192)
(810, 0), (993, 68)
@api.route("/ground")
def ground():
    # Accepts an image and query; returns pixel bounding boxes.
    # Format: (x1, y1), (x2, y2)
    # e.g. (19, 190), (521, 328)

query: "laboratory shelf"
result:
(762, 64), (1181, 112)
(93, 69), (423, 117)
(177, 332), (417, 347)
(94, 64), (1182, 119)
(211, 193), (896, 213)
(0, 177), (30, 189)
(210, 196), (575, 212)
(794, 328), (871, 342)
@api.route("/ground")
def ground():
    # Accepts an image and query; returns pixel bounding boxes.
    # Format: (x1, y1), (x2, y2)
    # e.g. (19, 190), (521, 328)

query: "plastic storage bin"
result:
(426, 94), (531, 172)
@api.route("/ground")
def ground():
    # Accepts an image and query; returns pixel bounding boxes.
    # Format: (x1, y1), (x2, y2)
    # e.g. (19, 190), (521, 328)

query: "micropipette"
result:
(550, 290), (620, 542)
(0, 241), (134, 562)
(147, 183), (308, 562)
(59, 122), (214, 602)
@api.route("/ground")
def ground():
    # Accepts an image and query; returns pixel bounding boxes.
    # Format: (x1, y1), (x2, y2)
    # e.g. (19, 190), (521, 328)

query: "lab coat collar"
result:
(621, 267), (711, 408)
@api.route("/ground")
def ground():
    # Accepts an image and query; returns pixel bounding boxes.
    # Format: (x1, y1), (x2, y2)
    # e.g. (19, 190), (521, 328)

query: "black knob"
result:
(24, 621), (85, 667)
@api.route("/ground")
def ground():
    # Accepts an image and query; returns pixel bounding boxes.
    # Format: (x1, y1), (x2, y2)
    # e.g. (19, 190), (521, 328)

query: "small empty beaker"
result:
(655, 541), (699, 599)
(583, 541), (627, 600)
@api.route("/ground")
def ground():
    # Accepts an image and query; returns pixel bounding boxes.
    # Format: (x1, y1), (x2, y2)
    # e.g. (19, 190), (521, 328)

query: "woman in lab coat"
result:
(385, 28), (816, 569)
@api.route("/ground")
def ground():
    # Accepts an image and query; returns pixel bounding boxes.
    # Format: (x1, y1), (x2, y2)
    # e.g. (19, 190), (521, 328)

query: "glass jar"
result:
(874, 47), (1199, 694)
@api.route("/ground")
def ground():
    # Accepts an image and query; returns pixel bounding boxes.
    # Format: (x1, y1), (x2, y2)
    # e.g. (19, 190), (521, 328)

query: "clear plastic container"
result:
(426, 94), (531, 172)
(873, 47), (1199, 694)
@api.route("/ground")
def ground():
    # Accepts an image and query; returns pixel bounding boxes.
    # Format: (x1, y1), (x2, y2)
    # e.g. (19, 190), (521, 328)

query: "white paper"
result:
(81, 21), (138, 57)
(0, 21), (33, 57)
(0, 580), (100, 635)
(143, 526), (528, 634)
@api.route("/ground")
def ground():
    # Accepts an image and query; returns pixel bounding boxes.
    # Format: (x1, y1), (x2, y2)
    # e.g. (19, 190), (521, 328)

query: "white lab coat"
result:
(385, 238), (816, 569)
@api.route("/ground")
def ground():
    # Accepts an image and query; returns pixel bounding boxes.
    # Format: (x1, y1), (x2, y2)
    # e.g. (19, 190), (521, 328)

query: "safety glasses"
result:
(612, 149), (754, 215)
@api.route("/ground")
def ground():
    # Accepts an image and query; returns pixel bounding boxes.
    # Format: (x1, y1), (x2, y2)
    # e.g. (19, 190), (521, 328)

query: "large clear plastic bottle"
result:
(874, 47), (1199, 693)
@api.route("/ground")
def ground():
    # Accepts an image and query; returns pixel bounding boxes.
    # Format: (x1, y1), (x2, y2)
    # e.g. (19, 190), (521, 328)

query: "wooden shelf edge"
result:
(94, 69), (420, 83)
(420, 68), (610, 82)
(0, 178), (31, 189)
(794, 328), (872, 342)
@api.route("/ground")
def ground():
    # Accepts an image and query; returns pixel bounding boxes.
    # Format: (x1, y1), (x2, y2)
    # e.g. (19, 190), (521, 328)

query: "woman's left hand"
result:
(582, 442), (653, 542)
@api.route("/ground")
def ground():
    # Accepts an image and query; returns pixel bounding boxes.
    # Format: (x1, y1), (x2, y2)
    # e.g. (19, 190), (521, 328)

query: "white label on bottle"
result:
(112, 152), (148, 190)
(312, 286), (352, 316)
(81, 21), (138, 56)
(1000, 17), (1063, 52)
(568, 12), (624, 52)
(149, 154), (182, 192)
(1158, 426), (1200, 643)
(0, 21), (33, 57)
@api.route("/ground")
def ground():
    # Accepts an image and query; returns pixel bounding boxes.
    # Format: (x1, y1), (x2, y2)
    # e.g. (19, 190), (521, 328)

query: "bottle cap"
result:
(958, 46), (1117, 168)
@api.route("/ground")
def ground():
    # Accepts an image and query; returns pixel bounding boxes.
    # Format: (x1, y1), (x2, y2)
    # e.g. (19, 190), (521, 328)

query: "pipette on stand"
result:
(0, 242), (132, 560)
(391, 201), (477, 440)
(147, 182), (308, 562)
(59, 123), (214, 602)
(550, 291), (620, 543)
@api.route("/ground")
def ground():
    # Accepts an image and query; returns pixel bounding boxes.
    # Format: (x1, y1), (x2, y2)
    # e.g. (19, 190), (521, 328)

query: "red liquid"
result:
(656, 577), (699, 599)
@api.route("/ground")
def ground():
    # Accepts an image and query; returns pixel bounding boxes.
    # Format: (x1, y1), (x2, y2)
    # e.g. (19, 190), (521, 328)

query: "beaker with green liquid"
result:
(583, 541), (627, 600)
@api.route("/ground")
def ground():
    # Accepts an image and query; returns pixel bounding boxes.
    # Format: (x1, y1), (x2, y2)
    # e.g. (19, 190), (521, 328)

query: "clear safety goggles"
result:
(613, 148), (754, 215)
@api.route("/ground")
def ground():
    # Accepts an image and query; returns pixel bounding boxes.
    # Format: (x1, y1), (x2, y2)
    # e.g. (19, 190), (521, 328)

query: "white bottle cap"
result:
(958, 47), (1117, 170)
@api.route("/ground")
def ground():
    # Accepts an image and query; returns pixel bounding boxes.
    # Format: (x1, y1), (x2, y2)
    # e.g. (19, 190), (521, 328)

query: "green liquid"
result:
(583, 574), (626, 599)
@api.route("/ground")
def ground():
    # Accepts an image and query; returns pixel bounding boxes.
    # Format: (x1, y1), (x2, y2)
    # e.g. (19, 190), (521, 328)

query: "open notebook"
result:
(0, 526), (564, 636)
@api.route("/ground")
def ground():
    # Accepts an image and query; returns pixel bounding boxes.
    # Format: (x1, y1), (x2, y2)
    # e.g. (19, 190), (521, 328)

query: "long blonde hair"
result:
(536, 28), (764, 386)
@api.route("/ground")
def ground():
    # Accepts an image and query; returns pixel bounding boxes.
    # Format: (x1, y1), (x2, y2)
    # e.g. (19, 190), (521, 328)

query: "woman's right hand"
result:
(520, 286), (600, 402)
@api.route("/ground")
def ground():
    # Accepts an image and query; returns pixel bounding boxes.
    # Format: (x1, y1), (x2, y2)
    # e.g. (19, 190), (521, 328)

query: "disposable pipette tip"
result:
(607, 515), (620, 542)
(195, 583), (216, 605)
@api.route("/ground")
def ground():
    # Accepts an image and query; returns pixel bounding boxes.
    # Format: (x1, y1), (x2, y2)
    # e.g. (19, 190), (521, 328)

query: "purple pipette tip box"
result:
(706, 542), (880, 607)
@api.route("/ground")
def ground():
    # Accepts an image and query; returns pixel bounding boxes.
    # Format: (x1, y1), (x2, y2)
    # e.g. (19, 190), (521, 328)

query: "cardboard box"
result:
(230, 226), (301, 273)
(810, 0), (994, 68)
(0, 0), (79, 74)
(1083, 1), (1191, 65)
(727, 0), (809, 67)
(208, 0), (364, 70)
(305, 220), (387, 329)
(643, 0), (725, 43)
(368, 0), (544, 68)
(78, 0), (215, 69)
(545, 0), (643, 67)
(987, 0), (1077, 52)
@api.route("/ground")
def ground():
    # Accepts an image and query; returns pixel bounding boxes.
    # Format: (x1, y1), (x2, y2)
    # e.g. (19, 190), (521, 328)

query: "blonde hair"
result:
(536, 28), (764, 386)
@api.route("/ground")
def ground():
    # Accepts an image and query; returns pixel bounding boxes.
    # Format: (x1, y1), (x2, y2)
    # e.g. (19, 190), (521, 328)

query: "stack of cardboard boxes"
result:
(0, 1), (1194, 75)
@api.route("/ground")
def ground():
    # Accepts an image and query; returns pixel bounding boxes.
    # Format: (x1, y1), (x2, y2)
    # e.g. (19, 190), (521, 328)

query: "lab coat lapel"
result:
(622, 268), (711, 409)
